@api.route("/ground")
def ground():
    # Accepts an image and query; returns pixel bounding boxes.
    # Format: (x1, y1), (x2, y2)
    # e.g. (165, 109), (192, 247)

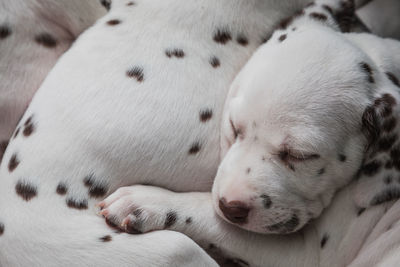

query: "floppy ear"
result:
(273, 0), (367, 36)
(354, 92), (400, 208)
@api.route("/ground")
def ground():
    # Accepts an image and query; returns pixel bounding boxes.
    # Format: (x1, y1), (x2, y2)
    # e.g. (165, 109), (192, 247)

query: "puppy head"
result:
(213, 25), (378, 234)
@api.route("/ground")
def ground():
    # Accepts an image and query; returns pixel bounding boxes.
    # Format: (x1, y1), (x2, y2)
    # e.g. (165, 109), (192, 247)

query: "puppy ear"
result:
(354, 93), (400, 209)
(274, 0), (365, 35)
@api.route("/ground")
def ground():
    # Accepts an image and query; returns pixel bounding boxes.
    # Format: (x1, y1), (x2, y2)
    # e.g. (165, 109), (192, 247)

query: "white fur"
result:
(0, 0), (311, 265)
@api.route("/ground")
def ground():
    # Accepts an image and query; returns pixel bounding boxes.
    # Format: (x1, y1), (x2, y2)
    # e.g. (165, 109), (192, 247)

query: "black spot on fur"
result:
(188, 142), (201, 155)
(318, 168), (325, 175)
(165, 49), (185, 58)
(322, 5), (333, 14)
(338, 154), (347, 162)
(246, 168), (251, 174)
(15, 181), (37, 201)
(8, 153), (19, 172)
(320, 233), (329, 248)
(386, 72), (400, 88)
(66, 198), (88, 210)
(334, 0), (356, 32)
(100, 0), (111, 10)
(384, 175), (393, 185)
(127, 1), (135, 6)
(185, 217), (192, 224)
(362, 160), (382, 176)
(260, 194), (272, 209)
(267, 214), (299, 234)
(223, 258), (250, 267)
(0, 140), (8, 162)
(382, 117), (397, 132)
(261, 33), (272, 44)
(277, 9), (305, 30)
(100, 235), (112, 242)
(210, 56), (220, 68)
(360, 62), (374, 83)
(213, 29), (232, 44)
(164, 211), (177, 228)
(13, 127), (20, 139)
(377, 134), (397, 152)
(357, 207), (366, 216)
(0, 24), (11, 39)
(309, 12), (328, 21)
(200, 109), (213, 122)
(107, 19), (121, 26)
(56, 183), (68, 195)
(83, 174), (108, 198)
(35, 33), (57, 48)
(23, 116), (35, 136)
(0, 222), (3, 235)
(370, 188), (400, 206)
(126, 66), (144, 82)
(362, 106), (379, 146)
(278, 34), (287, 42)
(236, 35), (248, 46)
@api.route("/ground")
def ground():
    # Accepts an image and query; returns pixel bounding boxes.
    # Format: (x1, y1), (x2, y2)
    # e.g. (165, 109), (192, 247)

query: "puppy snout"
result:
(218, 198), (250, 224)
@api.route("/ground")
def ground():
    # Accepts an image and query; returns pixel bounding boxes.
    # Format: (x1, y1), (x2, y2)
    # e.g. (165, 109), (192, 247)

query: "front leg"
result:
(99, 185), (318, 267)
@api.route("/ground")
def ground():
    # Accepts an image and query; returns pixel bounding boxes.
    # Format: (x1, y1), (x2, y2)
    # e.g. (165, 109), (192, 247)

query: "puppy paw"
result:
(98, 185), (179, 234)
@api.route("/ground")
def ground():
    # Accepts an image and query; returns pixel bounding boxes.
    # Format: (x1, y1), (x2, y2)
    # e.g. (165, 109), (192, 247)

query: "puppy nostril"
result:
(219, 198), (250, 224)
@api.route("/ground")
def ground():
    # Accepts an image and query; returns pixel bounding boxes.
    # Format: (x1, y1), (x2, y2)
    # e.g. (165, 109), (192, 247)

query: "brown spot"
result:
(278, 34), (287, 42)
(13, 127), (20, 139)
(126, 66), (144, 82)
(35, 33), (57, 48)
(164, 211), (177, 228)
(100, 0), (111, 10)
(261, 194), (272, 209)
(261, 33), (272, 44)
(0, 222), (4, 235)
(382, 117), (397, 132)
(362, 160), (382, 176)
(100, 235), (112, 242)
(188, 142), (201, 155)
(107, 19), (121, 26)
(8, 153), (19, 172)
(127, 1), (135, 6)
(322, 5), (333, 14)
(318, 168), (325, 175)
(23, 122), (35, 137)
(200, 109), (213, 122)
(360, 62), (374, 83)
(338, 154), (347, 162)
(320, 233), (329, 248)
(377, 134), (397, 152)
(309, 12), (328, 21)
(165, 49), (185, 58)
(213, 29), (232, 44)
(83, 175), (95, 187)
(56, 183), (68, 195)
(89, 184), (108, 198)
(0, 24), (11, 39)
(15, 181), (37, 201)
(210, 56), (220, 68)
(386, 72), (400, 87)
(0, 140), (8, 162)
(278, 16), (294, 30)
(246, 168), (251, 174)
(236, 35), (248, 46)
(66, 198), (88, 210)
(185, 217), (192, 224)
(357, 207), (366, 216)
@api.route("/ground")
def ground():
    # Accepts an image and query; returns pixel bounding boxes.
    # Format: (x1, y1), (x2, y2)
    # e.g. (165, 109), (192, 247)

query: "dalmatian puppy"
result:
(0, 0), (106, 163)
(100, 0), (400, 266)
(0, 0), (314, 266)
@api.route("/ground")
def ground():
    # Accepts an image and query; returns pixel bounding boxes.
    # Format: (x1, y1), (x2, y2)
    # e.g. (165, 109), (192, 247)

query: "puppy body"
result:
(0, 0), (106, 162)
(0, 0), (310, 265)
(101, 1), (400, 266)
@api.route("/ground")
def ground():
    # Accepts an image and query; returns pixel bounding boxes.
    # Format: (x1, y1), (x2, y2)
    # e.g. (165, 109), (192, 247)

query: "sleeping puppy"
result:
(100, 0), (400, 266)
(0, 0), (314, 266)
(0, 0), (105, 163)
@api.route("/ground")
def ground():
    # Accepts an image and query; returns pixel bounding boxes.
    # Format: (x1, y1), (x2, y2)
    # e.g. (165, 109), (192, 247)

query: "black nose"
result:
(219, 198), (250, 224)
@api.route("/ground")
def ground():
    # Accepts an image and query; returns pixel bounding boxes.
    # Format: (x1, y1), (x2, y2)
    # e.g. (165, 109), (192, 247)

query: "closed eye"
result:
(278, 149), (320, 162)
